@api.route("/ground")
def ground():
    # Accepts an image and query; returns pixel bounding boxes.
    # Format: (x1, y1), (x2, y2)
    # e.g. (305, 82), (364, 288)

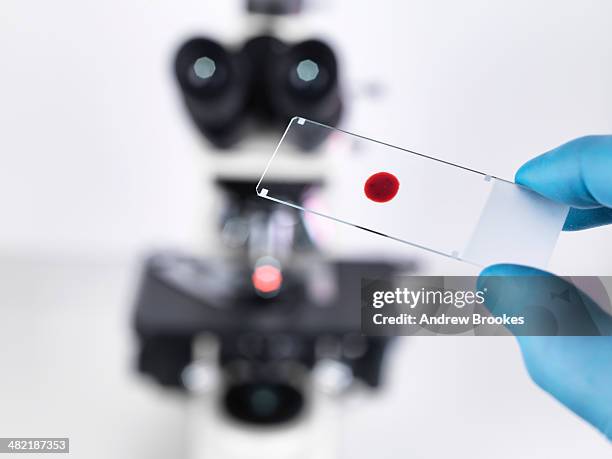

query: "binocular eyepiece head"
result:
(174, 35), (342, 150)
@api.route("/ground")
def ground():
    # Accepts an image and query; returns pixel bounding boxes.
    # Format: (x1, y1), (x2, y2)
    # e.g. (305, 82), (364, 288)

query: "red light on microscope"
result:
(252, 265), (283, 294)
(364, 172), (400, 203)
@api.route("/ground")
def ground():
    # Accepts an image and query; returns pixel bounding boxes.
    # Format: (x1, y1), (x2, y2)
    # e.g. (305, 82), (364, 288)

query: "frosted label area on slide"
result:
(462, 180), (568, 267)
(256, 118), (569, 268)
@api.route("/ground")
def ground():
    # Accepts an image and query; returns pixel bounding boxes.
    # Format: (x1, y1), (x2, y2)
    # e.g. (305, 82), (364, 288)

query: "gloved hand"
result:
(478, 135), (612, 441)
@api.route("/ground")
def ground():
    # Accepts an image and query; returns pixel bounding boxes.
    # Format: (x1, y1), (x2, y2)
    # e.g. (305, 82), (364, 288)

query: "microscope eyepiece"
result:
(283, 40), (337, 101)
(266, 39), (342, 149)
(175, 38), (249, 148)
(176, 39), (236, 98)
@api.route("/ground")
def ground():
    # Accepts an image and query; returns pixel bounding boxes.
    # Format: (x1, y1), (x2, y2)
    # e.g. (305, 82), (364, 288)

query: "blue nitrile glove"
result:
(478, 135), (612, 441)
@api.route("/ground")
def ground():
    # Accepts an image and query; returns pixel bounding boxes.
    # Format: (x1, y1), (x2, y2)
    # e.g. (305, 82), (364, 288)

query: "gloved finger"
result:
(478, 264), (612, 440)
(515, 135), (612, 209)
(516, 336), (612, 442)
(563, 207), (612, 231)
(478, 263), (612, 336)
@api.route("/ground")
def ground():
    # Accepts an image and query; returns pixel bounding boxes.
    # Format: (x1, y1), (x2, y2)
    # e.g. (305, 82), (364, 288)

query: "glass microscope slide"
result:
(256, 117), (569, 268)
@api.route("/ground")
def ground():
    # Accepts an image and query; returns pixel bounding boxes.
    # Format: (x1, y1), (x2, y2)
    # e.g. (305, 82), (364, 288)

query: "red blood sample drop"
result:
(364, 172), (400, 203)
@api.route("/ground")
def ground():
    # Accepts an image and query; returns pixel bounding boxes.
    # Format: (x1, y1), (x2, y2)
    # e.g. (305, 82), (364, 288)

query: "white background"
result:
(0, 0), (611, 457)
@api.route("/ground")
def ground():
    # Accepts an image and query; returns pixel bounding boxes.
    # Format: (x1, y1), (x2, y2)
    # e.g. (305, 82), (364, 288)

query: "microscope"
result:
(132, 1), (412, 457)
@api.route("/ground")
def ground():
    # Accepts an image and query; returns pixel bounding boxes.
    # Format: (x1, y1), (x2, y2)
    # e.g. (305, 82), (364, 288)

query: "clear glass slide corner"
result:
(256, 118), (569, 268)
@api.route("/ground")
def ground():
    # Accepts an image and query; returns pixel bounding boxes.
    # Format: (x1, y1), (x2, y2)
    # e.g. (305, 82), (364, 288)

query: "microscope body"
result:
(132, 2), (411, 457)
(132, 185), (404, 458)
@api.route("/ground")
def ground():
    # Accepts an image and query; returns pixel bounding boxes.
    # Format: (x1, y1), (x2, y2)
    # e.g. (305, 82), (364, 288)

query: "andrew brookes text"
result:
(361, 277), (524, 336)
